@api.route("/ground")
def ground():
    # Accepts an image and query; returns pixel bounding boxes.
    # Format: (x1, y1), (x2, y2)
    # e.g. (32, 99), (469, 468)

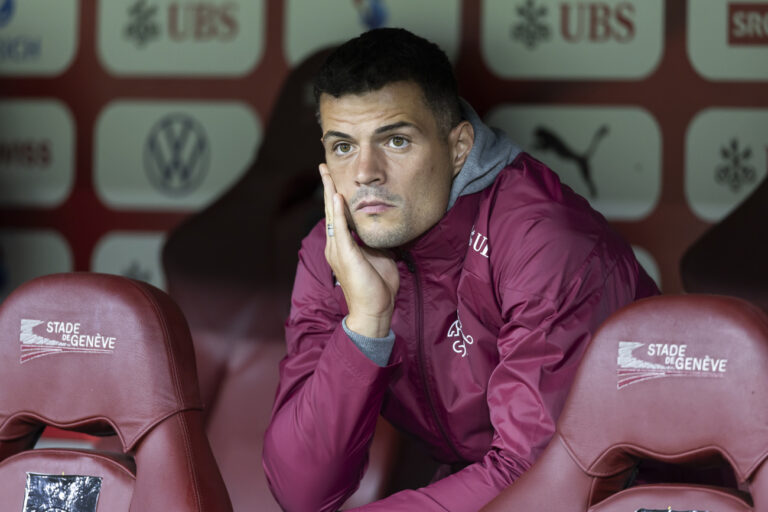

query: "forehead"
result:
(318, 81), (438, 136)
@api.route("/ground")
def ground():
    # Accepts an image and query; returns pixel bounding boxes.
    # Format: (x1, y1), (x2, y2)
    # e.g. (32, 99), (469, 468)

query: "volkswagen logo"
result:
(0, 0), (14, 28)
(143, 113), (210, 196)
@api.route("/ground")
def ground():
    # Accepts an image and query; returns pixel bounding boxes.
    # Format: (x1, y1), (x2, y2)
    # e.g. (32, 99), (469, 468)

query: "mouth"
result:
(355, 199), (394, 214)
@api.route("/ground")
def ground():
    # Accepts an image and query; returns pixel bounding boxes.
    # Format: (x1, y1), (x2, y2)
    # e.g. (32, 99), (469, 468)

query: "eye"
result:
(333, 142), (352, 156)
(388, 136), (409, 149)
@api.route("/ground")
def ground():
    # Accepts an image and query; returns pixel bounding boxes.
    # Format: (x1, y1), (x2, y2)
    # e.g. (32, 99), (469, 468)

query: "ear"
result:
(448, 120), (474, 178)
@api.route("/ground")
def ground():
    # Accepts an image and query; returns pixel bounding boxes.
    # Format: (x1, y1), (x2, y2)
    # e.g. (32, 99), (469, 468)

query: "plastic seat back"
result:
(482, 294), (768, 512)
(0, 273), (232, 512)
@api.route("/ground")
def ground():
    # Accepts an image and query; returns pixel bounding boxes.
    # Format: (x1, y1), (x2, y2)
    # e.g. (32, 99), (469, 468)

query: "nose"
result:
(354, 144), (386, 187)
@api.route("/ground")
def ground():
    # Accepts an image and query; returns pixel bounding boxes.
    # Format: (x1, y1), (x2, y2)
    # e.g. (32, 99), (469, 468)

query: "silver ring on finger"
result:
(327, 223), (335, 237)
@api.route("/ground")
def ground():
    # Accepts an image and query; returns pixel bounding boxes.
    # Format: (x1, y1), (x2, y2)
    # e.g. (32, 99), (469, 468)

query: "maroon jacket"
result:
(263, 153), (659, 511)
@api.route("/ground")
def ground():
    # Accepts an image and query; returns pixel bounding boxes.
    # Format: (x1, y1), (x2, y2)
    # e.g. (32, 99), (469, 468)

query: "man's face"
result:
(319, 81), (468, 249)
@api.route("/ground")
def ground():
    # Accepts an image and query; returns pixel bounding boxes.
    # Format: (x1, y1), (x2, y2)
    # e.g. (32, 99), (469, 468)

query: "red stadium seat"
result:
(481, 294), (768, 512)
(0, 273), (232, 512)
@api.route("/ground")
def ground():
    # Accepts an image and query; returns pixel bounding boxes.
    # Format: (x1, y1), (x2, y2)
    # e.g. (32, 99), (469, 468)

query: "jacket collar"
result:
(396, 190), (483, 273)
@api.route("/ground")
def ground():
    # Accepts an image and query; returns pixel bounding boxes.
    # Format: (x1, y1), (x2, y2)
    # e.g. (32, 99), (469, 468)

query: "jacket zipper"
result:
(403, 251), (464, 462)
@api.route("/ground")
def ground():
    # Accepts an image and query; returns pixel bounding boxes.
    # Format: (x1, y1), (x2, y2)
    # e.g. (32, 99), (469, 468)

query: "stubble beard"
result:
(352, 214), (411, 249)
(348, 186), (411, 249)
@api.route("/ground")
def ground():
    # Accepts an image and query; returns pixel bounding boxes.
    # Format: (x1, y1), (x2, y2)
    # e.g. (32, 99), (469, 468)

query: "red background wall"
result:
(1, 0), (767, 297)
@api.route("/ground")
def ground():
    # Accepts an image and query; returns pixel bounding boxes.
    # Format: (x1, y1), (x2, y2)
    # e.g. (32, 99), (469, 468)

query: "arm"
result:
(261, 251), (398, 511)
(348, 233), (652, 511)
(262, 166), (401, 511)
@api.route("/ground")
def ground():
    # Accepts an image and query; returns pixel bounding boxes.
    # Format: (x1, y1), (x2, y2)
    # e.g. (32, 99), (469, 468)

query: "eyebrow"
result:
(321, 121), (419, 143)
(321, 130), (351, 143)
(374, 121), (417, 135)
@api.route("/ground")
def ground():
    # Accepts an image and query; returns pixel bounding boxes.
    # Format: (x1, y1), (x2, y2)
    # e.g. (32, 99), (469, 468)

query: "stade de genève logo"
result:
(19, 319), (117, 364)
(616, 341), (728, 390)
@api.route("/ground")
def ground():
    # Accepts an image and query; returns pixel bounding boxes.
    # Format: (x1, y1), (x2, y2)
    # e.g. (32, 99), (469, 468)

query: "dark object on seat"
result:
(481, 294), (768, 512)
(681, 176), (768, 311)
(0, 272), (232, 511)
(162, 48), (330, 345)
(161, 47), (330, 425)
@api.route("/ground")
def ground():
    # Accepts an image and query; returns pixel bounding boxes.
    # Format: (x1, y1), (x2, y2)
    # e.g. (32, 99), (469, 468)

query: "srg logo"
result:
(729, 2), (768, 45)
(689, 0), (768, 79)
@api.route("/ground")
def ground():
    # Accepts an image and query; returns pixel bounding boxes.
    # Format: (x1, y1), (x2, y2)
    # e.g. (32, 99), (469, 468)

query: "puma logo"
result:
(533, 125), (609, 198)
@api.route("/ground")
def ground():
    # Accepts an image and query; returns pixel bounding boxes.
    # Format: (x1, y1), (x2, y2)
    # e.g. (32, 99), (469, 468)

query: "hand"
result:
(319, 164), (400, 338)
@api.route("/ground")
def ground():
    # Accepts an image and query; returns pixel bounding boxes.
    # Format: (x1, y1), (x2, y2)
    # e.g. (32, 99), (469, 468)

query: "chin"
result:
(357, 225), (410, 249)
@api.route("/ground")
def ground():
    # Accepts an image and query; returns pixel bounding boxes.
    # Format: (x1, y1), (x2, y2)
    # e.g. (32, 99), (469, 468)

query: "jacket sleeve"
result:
(347, 230), (655, 511)
(262, 230), (401, 512)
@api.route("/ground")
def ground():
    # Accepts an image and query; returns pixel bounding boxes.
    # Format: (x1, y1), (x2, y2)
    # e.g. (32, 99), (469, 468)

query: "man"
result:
(262, 28), (658, 511)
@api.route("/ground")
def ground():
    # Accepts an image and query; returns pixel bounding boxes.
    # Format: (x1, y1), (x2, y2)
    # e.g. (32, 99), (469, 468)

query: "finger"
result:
(319, 164), (336, 247)
(331, 192), (355, 252)
(318, 164), (336, 240)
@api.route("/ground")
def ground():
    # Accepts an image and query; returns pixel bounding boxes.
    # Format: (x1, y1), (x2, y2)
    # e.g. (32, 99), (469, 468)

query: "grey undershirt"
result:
(342, 315), (395, 367)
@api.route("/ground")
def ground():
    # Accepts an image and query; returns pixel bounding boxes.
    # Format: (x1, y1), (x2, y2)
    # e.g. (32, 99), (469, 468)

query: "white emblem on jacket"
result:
(469, 226), (489, 258)
(448, 311), (474, 358)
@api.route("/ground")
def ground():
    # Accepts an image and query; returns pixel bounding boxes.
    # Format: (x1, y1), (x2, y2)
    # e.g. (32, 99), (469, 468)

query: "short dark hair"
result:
(313, 28), (461, 133)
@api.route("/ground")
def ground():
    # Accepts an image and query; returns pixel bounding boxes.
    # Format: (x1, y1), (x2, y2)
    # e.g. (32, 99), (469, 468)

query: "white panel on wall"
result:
(481, 0), (664, 79)
(632, 245), (661, 289)
(0, 230), (73, 301)
(0, 0), (79, 76)
(98, 0), (265, 76)
(0, 99), (75, 207)
(688, 0), (768, 81)
(485, 105), (662, 220)
(91, 232), (166, 290)
(685, 108), (768, 222)
(94, 100), (260, 211)
(285, 0), (461, 65)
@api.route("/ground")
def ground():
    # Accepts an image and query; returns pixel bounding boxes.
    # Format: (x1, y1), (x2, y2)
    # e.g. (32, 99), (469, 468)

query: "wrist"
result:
(346, 311), (392, 339)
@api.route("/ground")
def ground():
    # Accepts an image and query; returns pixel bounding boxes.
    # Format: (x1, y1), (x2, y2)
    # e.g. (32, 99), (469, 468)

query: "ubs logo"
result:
(729, 2), (768, 46)
(512, 0), (551, 48)
(125, 0), (239, 47)
(0, 0), (14, 29)
(144, 113), (209, 196)
(511, 0), (636, 49)
(352, 0), (388, 30)
(715, 138), (757, 192)
(125, 0), (160, 46)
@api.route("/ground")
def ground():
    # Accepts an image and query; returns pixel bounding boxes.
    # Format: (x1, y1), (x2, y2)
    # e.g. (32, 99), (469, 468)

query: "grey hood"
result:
(447, 100), (522, 209)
